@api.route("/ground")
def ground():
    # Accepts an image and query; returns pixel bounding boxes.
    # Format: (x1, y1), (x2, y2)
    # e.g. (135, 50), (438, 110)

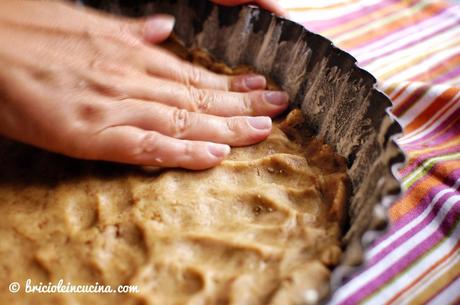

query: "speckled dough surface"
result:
(0, 48), (350, 305)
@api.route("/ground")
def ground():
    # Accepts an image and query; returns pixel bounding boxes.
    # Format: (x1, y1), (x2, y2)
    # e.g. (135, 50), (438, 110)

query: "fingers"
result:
(136, 14), (278, 92)
(119, 74), (288, 117)
(86, 126), (230, 170)
(108, 99), (273, 146)
(142, 47), (268, 92)
(211, 0), (287, 16)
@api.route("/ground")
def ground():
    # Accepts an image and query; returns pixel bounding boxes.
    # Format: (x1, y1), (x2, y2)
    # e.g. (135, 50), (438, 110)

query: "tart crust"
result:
(0, 39), (350, 305)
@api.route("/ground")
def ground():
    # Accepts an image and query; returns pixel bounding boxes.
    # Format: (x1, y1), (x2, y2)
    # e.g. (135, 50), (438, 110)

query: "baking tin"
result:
(81, 0), (407, 302)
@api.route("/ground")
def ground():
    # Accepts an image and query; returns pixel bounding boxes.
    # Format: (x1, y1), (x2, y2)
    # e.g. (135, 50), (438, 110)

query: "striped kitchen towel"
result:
(280, 0), (460, 304)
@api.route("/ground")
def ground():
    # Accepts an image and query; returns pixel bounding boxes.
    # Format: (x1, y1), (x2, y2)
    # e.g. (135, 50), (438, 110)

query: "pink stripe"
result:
(433, 64), (460, 84)
(342, 200), (460, 304)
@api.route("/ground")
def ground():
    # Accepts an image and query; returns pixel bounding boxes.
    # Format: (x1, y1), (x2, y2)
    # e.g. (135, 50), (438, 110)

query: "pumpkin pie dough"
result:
(0, 41), (350, 305)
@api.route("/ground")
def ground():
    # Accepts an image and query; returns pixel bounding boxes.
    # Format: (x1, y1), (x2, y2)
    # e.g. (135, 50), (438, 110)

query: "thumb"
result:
(143, 14), (175, 44)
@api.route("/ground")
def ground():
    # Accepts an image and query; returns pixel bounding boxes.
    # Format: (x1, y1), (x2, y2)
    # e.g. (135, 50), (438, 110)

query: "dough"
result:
(0, 40), (350, 305)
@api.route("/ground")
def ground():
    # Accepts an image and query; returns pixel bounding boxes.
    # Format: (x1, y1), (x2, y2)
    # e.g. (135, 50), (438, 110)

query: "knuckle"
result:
(171, 108), (193, 139)
(242, 94), (254, 114)
(188, 87), (211, 112)
(176, 141), (195, 168)
(137, 132), (160, 158)
(185, 66), (205, 87)
(226, 117), (242, 134)
(75, 101), (106, 125)
(116, 22), (144, 48)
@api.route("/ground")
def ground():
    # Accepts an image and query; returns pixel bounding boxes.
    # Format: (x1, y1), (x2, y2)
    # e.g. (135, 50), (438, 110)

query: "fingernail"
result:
(264, 91), (289, 106)
(244, 75), (266, 90)
(144, 15), (175, 40)
(208, 143), (231, 158)
(248, 117), (272, 130)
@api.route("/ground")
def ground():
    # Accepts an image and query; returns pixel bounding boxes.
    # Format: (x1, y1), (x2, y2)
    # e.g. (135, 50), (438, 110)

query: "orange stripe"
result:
(404, 87), (459, 134)
(383, 234), (460, 304)
(409, 254), (460, 304)
(389, 160), (460, 222)
(339, 2), (446, 49)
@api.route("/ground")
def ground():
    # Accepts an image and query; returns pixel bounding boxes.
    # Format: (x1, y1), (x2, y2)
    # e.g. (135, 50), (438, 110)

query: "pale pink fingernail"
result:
(144, 15), (175, 41)
(248, 117), (272, 130)
(264, 91), (289, 106)
(208, 144), (231, 158)
(244, 75), (266, 90)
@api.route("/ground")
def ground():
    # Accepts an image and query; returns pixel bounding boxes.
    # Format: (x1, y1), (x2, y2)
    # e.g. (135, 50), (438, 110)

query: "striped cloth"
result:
(279, 0), (460, 304)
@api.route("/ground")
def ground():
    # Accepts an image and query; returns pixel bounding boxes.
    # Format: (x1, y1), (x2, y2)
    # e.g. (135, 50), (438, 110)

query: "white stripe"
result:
(352, 7), (460, 61)
(367, 178), (460, 259)
(425, 276), (460, 305)
(365, 28), (460, 79)
(363, 220), (460, 304)
(398, 84), (451, 127)
(329, 193), (460, 304)
(398, 93), (460, 144)
(396, 242), (460, 305)
(384, 43), (460, 84)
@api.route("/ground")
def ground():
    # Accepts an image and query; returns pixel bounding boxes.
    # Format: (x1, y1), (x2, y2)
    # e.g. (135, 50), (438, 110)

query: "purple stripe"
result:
(359, 11), (459, 66)
(343, 199), (460, 304)
(301, 0), (396, 32)
(337, 169), (460, 289)
(433, 63), (460, 84)
(369, 182), (460, 265)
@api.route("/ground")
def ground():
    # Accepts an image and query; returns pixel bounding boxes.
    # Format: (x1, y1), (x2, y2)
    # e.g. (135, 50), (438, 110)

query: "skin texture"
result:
(0, 0), (288, 170)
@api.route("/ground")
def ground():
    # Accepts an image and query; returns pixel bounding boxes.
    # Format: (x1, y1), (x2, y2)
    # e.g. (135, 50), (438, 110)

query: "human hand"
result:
(0, 1), (289, 170)
(211, 0), (287, 16)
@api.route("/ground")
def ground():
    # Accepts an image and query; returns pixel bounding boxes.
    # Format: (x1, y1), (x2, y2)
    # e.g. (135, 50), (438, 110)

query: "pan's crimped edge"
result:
(81, 0), (407, 302)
